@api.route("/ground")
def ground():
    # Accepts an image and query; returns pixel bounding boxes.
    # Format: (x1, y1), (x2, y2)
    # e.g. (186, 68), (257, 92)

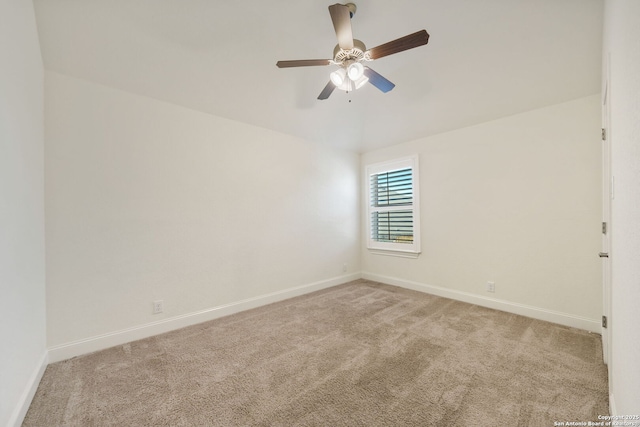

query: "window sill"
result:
(367, 248), (421, 259)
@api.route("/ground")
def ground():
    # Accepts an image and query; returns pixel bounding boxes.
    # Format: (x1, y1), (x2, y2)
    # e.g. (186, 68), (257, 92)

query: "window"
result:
(366, 156), (420, 257)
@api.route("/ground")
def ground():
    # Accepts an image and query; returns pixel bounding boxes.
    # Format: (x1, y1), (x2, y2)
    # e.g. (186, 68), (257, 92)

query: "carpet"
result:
(23, 280), (609, 426)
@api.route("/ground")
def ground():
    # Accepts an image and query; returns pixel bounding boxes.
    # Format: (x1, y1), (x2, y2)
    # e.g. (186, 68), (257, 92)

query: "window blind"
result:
(370, 167), (414, 244)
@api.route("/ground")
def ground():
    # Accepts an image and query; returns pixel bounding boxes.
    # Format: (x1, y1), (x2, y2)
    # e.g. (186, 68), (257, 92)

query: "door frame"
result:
(601, 54), (612, 382)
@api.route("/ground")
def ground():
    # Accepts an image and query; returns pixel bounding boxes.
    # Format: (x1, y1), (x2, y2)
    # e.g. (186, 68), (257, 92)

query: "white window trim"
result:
(366, 155), (421, 257)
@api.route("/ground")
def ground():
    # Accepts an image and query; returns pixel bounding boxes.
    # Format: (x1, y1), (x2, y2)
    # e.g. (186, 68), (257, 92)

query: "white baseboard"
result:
(609, 393), (617, 416)
(8, 350), (48, 427)
(362, 272), (601, 333)
(48, 273), (360, 363)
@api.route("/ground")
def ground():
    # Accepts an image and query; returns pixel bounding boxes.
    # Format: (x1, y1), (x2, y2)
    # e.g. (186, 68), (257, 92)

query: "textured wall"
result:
(0, 1), (47, 426)
(44, 71), (360, 348)
(361, 96), (602, 325)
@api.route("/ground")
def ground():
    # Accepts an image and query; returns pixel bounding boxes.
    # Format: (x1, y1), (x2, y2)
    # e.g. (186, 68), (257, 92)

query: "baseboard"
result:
(362, 272), (601, 333)
(48, 273), (361, 363)
(609, 393), (617, 416)
(8, 350), (48, 427)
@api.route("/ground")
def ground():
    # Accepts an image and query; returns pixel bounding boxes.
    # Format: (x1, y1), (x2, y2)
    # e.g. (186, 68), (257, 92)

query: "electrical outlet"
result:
(487, 282), (495, 293)
(343, 263), (348, 272)
(153, 300), (163, 314)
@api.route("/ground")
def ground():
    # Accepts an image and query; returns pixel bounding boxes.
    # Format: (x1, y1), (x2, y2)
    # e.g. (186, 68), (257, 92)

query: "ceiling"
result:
(33, 0), (603, 153)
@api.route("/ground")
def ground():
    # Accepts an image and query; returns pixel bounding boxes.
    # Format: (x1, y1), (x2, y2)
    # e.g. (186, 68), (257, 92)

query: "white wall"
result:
(362, 96), (602, 331)
(44, 71), (360, 357)
(0, 1), (47, 426)
(603, 0), (640, 414)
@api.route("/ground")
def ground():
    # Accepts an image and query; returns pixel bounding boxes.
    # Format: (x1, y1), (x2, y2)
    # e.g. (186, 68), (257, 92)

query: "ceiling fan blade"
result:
(276, 59), (332, 68)
(328, 4), (354, 50)
(367, 30), (430, 60)
(363, 67), (395, 93)
(317, 81), (336, 100)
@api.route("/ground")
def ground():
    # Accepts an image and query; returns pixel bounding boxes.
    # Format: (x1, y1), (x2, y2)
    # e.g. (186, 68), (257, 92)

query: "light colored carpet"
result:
(24, 280), (609, 426)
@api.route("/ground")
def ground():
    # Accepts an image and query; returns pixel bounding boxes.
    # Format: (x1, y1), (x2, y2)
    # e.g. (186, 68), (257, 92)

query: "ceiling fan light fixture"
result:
(336, 77), (353, 92)
(347, 62), (364, 81)
(330, 68), (347, 86)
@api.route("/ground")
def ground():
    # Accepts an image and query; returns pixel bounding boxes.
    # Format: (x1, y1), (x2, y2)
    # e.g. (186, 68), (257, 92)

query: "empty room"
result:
(2, 0), (639, 425)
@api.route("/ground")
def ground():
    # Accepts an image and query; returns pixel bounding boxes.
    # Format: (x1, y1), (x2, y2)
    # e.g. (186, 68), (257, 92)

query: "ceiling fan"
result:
(276, 3), (429, 100)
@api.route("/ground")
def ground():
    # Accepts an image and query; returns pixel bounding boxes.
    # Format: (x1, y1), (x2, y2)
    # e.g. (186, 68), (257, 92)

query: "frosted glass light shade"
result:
(330, 68), (347, 86)
(354, 75), (369, 89)
(347, 62), (364, 81)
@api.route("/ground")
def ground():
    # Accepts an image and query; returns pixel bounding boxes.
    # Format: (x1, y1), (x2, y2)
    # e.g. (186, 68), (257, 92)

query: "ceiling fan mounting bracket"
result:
(345, 3), (357, 18)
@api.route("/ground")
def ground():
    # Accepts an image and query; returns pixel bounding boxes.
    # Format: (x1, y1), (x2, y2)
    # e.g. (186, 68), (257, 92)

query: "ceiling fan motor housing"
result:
(333, 39), (367, 64)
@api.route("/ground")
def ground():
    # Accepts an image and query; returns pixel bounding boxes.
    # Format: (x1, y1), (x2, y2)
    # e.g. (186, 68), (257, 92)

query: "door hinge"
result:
(602, 315), (608, 328)
(602, 222), (607, 234)
(602, 128), (607, 141)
